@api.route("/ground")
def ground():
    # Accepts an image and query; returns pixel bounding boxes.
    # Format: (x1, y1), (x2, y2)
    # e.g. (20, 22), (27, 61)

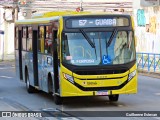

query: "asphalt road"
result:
(0, 61), (160, 120)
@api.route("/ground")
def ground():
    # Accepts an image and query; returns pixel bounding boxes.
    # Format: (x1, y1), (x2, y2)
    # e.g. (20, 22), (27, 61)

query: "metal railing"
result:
(136, 53), (160, 72)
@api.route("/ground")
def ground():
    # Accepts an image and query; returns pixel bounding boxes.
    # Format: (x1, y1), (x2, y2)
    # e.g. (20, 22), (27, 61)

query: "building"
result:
(133, 0), (160, 54)
(0, 8), (5, 60)
(0, 0), (24, 60)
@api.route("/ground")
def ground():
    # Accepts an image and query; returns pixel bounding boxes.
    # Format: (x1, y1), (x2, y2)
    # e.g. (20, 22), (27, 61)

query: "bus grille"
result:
(74, 69), (127, 75)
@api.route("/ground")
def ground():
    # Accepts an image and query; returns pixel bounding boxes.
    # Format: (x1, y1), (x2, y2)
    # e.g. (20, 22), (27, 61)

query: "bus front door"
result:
(16, 28), (23, 80)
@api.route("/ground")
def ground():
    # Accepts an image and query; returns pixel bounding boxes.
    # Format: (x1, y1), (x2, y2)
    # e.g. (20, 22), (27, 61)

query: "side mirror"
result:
(47, 57), (52, 65)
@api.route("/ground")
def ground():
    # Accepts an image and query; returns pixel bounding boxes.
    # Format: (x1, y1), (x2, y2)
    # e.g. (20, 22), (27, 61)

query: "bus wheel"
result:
(108, 94), (119, 102)
(54, 94), (62, 105)
(26, 74), (35, 93)
(48, 75), (53, 94)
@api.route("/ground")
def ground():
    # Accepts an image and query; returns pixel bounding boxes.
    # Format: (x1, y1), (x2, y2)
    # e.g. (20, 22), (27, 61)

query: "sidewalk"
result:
(138, 70), (160, 79)
(0, 60), (15, 67)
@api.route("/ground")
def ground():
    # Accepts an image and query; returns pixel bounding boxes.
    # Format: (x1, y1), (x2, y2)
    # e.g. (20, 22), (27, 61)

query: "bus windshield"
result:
(62, 30), (135, 66)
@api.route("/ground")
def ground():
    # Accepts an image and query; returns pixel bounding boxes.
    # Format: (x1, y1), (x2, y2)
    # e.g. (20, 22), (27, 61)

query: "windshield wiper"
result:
(107, 29), (117, 47)
(79, 29), (95, 48)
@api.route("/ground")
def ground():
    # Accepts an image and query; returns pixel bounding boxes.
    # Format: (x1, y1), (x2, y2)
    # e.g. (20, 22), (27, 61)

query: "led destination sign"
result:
(66, 17), (129, 28)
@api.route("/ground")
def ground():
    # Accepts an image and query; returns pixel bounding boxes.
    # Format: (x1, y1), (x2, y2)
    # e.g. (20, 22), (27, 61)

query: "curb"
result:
(138, 70), (160, 79)
(0, 60), (15, 67)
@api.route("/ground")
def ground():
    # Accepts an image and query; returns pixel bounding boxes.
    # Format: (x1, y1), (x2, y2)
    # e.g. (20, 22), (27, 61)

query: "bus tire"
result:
(108, 94), (119, 102)
(48, 75), (53, 94)
(54, 94), (62, 105)
(25, 72), (35, 93)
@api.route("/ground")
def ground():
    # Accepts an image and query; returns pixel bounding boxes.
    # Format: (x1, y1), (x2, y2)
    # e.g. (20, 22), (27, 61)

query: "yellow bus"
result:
(15, 12), (137, 105)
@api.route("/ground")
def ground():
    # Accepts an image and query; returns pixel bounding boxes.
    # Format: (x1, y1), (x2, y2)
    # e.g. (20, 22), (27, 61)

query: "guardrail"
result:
(136, 53), (160, 72)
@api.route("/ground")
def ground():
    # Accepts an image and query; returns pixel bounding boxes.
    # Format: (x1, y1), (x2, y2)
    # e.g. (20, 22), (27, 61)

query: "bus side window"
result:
(22, 27), (27, 51)
(38, 26), (45, 53)
(45, 26), (53, 54)
(27, 27), (32, 51)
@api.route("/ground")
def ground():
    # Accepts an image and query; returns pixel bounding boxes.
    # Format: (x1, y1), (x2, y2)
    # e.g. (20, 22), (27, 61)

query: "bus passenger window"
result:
(22, 27), (27, 51)
(38, 26), (45, 53)
(45, 26), (53, 54)
(27, 27), (32, 51)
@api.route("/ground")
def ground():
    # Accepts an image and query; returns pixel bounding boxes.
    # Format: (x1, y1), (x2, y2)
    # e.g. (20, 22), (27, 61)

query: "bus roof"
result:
(15, 13), (131, 25)
(15, 16), (59, 25)
(32, 11), (91, 19)
(63, 13), (130, 17)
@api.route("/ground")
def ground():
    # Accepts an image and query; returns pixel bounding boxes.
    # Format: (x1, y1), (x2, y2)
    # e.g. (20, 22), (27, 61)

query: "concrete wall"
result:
(0, 6), (26, 61)
(0, 8), (15, 61)
(133, 1), (160, 53)
(4, 22), (15, 60)
(0, 8), (5, 60)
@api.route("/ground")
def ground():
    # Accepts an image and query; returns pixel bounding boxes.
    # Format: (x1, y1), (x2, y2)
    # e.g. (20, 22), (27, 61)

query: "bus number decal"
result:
(79, 20), (87, 26)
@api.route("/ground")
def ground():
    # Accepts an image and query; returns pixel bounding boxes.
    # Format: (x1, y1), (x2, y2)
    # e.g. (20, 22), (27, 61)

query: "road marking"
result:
(155, 93), (160, 96)
(155, 117), (160, 120)
(118, 104), (124, 107)
(42, 108), (81, 120)
(0, 76), (13, 79)
(0, 67), (15, 70)
(61, 118), (80, 120)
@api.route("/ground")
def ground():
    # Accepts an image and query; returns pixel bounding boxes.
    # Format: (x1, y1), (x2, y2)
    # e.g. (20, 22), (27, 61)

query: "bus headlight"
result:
(63, 73), (74, 84)
(128, 70), (136, 81)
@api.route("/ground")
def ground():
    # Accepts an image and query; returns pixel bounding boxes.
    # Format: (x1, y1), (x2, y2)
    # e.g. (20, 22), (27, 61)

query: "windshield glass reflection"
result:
(62, 31), (135, 66)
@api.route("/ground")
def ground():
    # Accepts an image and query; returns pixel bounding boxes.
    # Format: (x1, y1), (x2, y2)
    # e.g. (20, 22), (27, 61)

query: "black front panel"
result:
(66, 17), (129, 28)
(74, 68), (128, 75)
(63, 15), (132, 31)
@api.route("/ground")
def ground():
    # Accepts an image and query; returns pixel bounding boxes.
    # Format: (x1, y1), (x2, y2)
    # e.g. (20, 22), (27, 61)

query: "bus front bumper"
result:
(60, 75), (137, 97)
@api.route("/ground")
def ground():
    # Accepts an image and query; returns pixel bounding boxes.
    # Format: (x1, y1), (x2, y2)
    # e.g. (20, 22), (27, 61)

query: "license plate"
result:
(96, 91), (108, 95)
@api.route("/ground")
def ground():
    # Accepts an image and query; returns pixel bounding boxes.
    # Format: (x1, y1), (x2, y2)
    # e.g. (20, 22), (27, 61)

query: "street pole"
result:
(15, 6), (18, 21)
(13, 0), (19, 21)
(80, 0), (83, 11)
(2, 34), (4, 61)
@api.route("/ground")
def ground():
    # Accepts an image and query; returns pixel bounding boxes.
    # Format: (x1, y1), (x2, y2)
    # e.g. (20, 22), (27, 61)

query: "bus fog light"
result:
(128, 70), (136, 81)
(63, 73), (74, 84)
